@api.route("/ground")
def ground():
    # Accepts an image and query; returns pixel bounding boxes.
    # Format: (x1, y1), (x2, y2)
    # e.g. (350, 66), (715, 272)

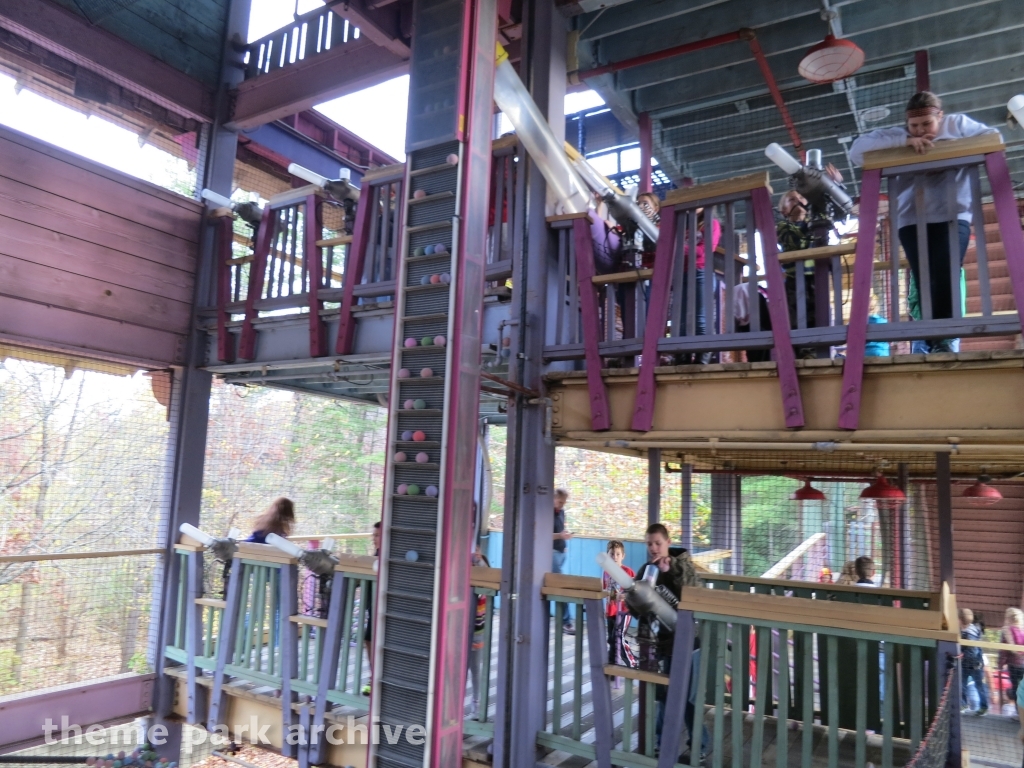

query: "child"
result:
(246, 497), (295, 543)
(960, 608), (989, 715)
(865, 294), (891, 358)
(602, 540), (635, 687)
(467, 547), (491, 716)
(855, 556), (876, 586)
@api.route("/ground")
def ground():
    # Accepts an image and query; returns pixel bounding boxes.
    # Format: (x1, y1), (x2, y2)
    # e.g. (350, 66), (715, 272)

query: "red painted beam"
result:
(577, 30), (743, 81)
(0, 1), (213, 122)
(638, 111), (653, 194)
(228, 37), (408, 131)
(0, 672), (155, 753)
(915, 49), (930, 92)
(745, 32), (803, 156)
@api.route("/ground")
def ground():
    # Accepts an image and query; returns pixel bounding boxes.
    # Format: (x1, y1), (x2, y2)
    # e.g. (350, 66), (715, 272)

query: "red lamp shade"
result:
(798, 34), (865, 84)
(962, 476), (1002, 507)
(792, 480), (827, 502)
(860, 475), (906, 501)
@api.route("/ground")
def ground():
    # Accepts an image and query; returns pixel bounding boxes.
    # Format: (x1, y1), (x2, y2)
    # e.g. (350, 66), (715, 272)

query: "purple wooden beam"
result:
(0, 672), (155, 753)
(656, 609), (695, 768)
(750, 187), (805, 428)
(0, 1), (213, 122)
(638, 112), (653, 195)
(837, 168), (882, 430)
(207, 559), (244, 733)
(573, 216), (612, 431)
(631, 204), (677, 432)
(215, 216), (236, 363)
(584, 598), (614, 768)
(310, 572), (347, 764)
(305, 195), (327, 357)
(238, 206), (275, 360)
(279, 563), (300, 757)
(185, 550), (206, 724)
(985, 151), (1024, 329)
(335, 180), (378, 355)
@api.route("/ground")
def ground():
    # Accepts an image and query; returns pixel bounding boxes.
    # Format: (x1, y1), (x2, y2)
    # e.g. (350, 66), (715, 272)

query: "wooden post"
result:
(310, 571), (347, 764)
(680, 463), (693, 550)
(279, 562), (300, 756)
(238, 206), (275, 360)
(207, 556), (244, 733)
(573, 216), (612, 430)
(184, 550), (206, 724)
(335, 180), (377, 355)
(648, 448), (661, 526)
(584, 599), (614, 768)
(215, 215), (236, 363)
(305, 195), (327, 357)
(657, 609), (695, 768)
(936, 453), (955, 592)
(638, 112), (653, 195)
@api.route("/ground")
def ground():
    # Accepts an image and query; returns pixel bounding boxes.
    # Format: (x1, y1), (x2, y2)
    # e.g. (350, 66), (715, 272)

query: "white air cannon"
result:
(179, 522), (240, 563)
(1008, 95), (1024, 129)
(265, 533), (339, 576)
(287, 163), (361, 204)
(596, 552), (677, 631)
(567, 145), (660, 244)
(200, 189), (264, 228)
(765, 142), (853, 217)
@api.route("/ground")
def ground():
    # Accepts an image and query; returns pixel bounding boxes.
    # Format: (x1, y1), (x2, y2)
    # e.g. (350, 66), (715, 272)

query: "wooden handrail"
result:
(761, 532), (826, 579)
(702, 572), (939, 603)
(663, 171), (771, 206)
(289, 532), (372, 543)
(861, 133), (1005, 171)
(777, 242), (857, 264)
(0, 547), (164, 563)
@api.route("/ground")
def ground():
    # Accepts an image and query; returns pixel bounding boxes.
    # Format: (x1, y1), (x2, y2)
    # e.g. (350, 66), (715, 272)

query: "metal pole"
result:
(897, 463), (909, 590)
(915, 50), (930, 92)
(638, 112), (653, 194)
(680, 463), (693, 550)
(648, 448), (661, 526)
(936, 453), (955, 592)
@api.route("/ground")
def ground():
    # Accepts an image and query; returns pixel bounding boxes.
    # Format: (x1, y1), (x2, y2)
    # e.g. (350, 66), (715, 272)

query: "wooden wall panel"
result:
(952, 483), (1024, 626)
(0, 124), (201, 366)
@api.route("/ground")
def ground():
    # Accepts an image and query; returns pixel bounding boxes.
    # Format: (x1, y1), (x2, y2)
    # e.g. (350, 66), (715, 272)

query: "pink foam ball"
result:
(394, 451), (407, 462)
(87, 759), (96, 766)
(446, 153), (459, 165)
(404, 337), (417, 348)
(404, 399), (415, 410)
(397, 483), (408, 495)
(413, 189), (426, 199)
(119, 754), (126, 762)
(434, 335), (446, 347)
(398, 368), (411, 378)
(430, 274), (441, 284)
(420, 367), (433, 377)
(416, 452), (429, 463)
(412, 430), (427, 441)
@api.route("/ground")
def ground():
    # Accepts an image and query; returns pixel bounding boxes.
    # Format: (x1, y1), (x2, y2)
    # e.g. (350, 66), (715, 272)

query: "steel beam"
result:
(228, 38), (408, 130)
(493, 3), (567, 768)
(328, 0), (410, 58)
(0, 0), (214, 122)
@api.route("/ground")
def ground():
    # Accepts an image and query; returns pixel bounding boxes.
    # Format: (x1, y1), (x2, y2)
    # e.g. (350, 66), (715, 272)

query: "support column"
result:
(493, 3), (567, 767)
(151, 0), (250, 754)
(710, 475), (741, 574)
(648, 448), (661, 527)
(936, 453), (955, 591)
(638, 112), (653, 194)
(680, 464), (693, 550)
(915, 50), (930, 92)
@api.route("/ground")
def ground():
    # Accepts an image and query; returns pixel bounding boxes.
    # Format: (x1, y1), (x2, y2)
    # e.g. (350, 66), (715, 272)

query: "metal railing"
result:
(243, 5), (358, 80)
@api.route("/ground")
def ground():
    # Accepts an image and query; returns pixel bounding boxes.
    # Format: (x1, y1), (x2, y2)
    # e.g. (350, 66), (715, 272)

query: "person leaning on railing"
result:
(999, 608), (1024, 707)
(849, 91), (1001, 354)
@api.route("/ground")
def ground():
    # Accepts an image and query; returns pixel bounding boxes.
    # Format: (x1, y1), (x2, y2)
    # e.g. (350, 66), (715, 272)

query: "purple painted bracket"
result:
(656, 609), (695, 768)
(185, 550), (205, 724)
(631, 205), (678, 432)
(750, 187), (805, 428)
(207, 558), (244, 733)
(985, 152), (1024, 327)
(573, 217), (612, 431)
(305, 195), (327, 357)
(310, 572), (347, 764)
(297, 704), (311, 768)
(279, 563), (300, 757)
(215, 217), (236, 363)
(583, 599), (614, 768)
(335, 180), (377, 355)
(837, 169), (882, 430)
(238, 206), (275, 361)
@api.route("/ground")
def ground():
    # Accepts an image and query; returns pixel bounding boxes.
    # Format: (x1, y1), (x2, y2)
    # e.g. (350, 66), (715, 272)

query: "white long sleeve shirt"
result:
(848, 114), (1001, 228)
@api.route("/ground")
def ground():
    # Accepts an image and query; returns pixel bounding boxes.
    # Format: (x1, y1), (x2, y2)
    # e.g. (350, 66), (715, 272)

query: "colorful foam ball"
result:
(413, 189), (426, 199)
(420, 275), (431, 285)
(415, 452), (429, 463)
(412, 430), (427, 441)
(413, 246), (425, 257)
(434, 335), (446, 347)
(430, 274), (441, 284)
(395, 451), (407, 462)
(406, 550), (419, 562)
(118, 754), (126, 761)
(397, 483), (408, 495)
(420, 367), (433, 377)
(407, 484), (420, 495)
(424, 244), (435, 255)
(398, 368), (411, 378)
(404, 337), (417, 348)
(426, 485), (439, 497)
(421, 336), (433, 346)
(446, 153), (459, 165)
(401, 430), (413, 441)
(440, 273), (451, 284)
(414, 399), (427, 409)
(87, 759), (96, 766)
(404, 399), (415, 409)
(434, 243), (447, 254)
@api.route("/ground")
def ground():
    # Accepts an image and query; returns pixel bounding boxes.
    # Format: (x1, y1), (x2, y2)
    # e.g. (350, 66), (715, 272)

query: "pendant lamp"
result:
(791, 479), (827, 502)
(860, 475), (905, 501)
(798, 34), (865, 84)
(962, 475), (1002, 507)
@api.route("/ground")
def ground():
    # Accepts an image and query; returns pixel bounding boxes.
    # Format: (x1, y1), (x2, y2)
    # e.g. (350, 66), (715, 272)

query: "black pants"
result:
(898, 221), (971, 321)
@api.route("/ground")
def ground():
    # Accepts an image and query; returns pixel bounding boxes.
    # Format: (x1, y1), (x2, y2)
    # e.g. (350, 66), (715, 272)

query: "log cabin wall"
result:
(0, 124), (202, 367)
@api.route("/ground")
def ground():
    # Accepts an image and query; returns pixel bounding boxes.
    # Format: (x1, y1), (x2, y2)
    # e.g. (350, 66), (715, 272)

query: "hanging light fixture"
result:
(962, 475), (1003, 507)
(792, 479), (827, 502)
(798, 33), (865, 84)
(860, 474), (906, 501)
